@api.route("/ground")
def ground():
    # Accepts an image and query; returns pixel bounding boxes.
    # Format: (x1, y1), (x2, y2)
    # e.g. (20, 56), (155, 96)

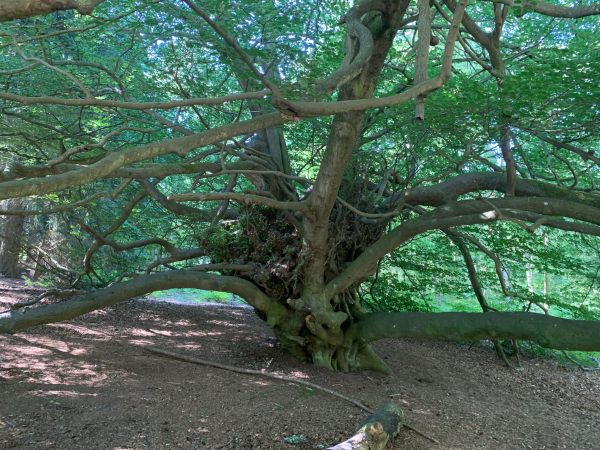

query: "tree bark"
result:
(353, 312), (600, 351)
(0, 271), (288, 334)
(0, 0), (106, 22)
(0, 198), (25, 277)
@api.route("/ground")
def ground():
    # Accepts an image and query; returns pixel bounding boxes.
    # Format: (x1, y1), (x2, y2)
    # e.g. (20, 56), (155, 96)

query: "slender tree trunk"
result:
(0, 198), (25, 277)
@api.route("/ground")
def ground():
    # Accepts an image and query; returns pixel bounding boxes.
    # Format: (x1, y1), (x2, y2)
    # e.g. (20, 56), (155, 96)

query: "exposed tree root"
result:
(402, 423), (440, 445)
(562, 351), (600, 372)
(145, 346), (372, 411)
(493, 340), (522, 370)
(145, 346), (440, 445)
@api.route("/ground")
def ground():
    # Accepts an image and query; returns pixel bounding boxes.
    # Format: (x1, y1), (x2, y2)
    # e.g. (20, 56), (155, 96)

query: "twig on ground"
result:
(214, 437), (233, 449)
(144, 346), (440, 444)
(145, 346), (371, 411)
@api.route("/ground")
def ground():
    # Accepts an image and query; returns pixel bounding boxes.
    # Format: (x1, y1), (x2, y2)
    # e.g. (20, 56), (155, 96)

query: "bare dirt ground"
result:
(1, 277), (599, 450)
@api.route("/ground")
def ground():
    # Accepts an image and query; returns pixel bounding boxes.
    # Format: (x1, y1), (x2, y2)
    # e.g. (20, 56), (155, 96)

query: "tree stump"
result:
(328, 402), (404, 450)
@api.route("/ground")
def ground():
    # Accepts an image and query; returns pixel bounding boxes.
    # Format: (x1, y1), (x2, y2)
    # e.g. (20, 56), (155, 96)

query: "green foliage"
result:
(0, 0), (598, 355)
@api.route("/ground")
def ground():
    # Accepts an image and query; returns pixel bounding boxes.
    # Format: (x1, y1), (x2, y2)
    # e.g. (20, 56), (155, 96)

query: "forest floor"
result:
(1, 277), (599, 450)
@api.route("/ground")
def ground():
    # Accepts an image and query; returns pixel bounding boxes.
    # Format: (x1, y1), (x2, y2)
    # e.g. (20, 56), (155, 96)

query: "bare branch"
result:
(168, 192), (308, 212)
(181, 0), (281, 97)
(0, 90), (270, 110)
(0, 112), (289, 200)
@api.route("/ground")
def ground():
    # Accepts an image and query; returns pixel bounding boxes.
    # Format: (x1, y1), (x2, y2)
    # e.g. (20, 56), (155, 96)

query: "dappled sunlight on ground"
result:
(14, 333), (89, 355)
(48, 323), (113, 339)
(127, 339), (155, 346)
(29, 389), (99, 398)
(1, 285), (599, 449)
(206, 319), (251, 328)
(285, 370), (310, 380)
(0, 345), (107, 386)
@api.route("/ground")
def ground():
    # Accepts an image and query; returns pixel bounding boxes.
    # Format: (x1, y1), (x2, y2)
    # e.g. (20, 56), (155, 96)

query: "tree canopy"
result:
(0, 0), (599, 372)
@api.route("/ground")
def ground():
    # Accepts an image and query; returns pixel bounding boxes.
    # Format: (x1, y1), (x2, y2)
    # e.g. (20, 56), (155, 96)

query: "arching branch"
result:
(0, 271), (284, 334)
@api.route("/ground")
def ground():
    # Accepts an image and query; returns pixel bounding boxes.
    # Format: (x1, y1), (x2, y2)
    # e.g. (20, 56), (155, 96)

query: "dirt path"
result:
(1, 277), (599, 449)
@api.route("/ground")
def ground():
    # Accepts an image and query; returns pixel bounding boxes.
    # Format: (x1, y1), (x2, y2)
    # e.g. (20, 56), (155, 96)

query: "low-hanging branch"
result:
(0, 271), (286, 334)
(353, 311), (600, 351)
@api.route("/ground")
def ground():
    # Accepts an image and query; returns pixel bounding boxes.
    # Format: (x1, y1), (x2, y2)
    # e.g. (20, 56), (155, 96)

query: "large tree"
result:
(0, 0), (599, 372)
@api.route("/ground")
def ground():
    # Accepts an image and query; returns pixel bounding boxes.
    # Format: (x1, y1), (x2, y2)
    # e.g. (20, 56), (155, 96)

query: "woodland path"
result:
(0, 277), (598, 449)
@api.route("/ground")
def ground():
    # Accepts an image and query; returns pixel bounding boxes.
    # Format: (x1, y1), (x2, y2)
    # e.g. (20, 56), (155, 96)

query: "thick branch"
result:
(397, 172), (600, 208)
(353, 312), (600, 351)
(0, 0), (105, 21)
(325, 211), (503, 298)
(283, 0), (467, 117)
(326, 195), (600, 298)
(487, 0), (600, 18)
(432, 197), (600, 226)
(0, 271), (283, 334)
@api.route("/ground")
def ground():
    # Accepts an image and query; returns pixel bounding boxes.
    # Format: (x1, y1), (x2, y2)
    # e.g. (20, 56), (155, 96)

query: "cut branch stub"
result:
(328, 402), (404, 450)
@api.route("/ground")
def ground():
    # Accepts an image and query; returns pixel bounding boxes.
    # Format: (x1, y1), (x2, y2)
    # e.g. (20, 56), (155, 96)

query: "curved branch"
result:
(324, 211), (503, 298)
(446, 231), (496, 312)
(397, 172), (600, 208)
(486, 0), (600, 18)
(0, 112), (289, 200)
(283, 0), (468, 117)
(0, 0), (106, 22)
(522, 129), (600, 167)
(325, 195), (600, 298)
(0, 271), (283, 334)
(315, 2), (376, 93)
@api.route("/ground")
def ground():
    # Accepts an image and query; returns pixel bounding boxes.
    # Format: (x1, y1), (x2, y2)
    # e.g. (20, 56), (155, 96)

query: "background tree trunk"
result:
(0, 198), (25, 277)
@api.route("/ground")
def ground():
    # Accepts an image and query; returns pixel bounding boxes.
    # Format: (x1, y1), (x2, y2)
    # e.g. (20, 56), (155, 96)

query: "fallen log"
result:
(328, 402), (403, 450)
